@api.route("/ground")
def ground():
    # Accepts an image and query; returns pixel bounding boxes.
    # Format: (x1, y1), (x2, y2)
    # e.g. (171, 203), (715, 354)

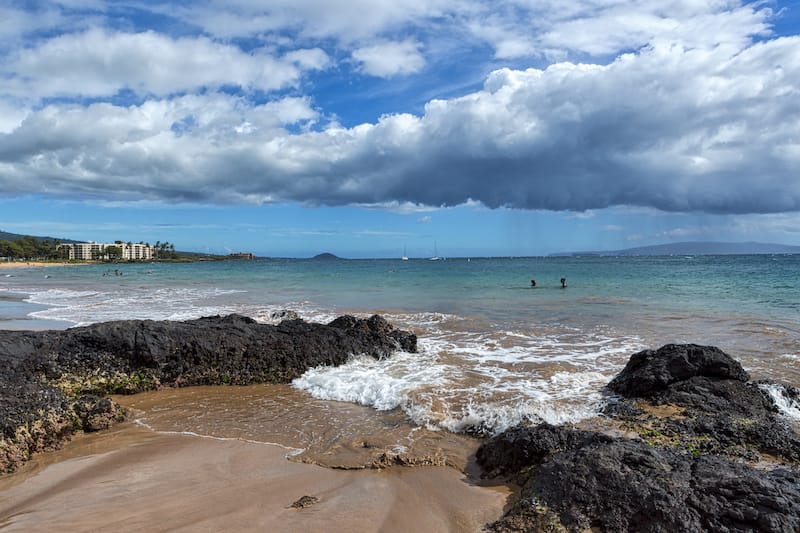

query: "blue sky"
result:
(1, 1), (799, 258)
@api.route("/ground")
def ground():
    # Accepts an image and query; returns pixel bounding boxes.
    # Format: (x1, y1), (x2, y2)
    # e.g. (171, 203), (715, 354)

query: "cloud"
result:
(284, 48), (331, 70)
(0, 98), (29, 134)
(352, 40), (426, 77)
(2, 31), (800, 213)
(418, 216), (433, 223)
(461, 0), (774, 59)
(355, 201), (439, 214)
(353, 229), (411, 237)
(0, 1), (798, 217)
(2, 29), (308, 99)
(175, 0), (449, 41)
(728, 213), (800, 235)
(655, 227), (709, 240)
(0, 4), (74, 43)
(535, 1), (772, 55)
(168, 1), (774, 62)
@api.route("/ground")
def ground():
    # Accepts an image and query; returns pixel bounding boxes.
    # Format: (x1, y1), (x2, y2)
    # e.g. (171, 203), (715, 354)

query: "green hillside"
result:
(0, 230), (80, 244)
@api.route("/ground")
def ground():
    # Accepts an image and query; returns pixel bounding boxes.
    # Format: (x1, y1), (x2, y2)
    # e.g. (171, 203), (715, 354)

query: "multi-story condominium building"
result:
(59, 242), (155, 261)
(122, 243), (153, 260)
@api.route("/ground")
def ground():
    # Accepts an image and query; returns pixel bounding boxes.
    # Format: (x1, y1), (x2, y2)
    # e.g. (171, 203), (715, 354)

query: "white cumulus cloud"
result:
(352, 40), (426, 78)
(3, 29), (306, 98)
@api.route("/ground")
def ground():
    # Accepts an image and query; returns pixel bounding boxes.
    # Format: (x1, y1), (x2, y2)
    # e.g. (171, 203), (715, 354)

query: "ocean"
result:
(2, 255), (799, 443)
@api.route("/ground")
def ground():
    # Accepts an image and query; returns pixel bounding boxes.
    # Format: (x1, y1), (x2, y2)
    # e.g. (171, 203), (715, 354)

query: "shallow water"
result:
(2, 255), (799, 438)
(117, 384), (483, 470)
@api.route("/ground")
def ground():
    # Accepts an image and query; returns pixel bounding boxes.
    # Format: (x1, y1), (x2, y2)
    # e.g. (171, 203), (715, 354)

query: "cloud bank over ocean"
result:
(0, 1), (798, 216)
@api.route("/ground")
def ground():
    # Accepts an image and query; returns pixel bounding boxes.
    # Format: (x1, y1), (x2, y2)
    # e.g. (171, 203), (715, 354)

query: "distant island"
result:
(311, 252), (341, 260)
(552, 241), (800, 257)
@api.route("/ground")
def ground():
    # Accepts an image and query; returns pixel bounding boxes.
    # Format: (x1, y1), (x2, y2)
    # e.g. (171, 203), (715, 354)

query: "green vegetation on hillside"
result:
(0, 231), (225, 262)
(0, 235), (66, 261)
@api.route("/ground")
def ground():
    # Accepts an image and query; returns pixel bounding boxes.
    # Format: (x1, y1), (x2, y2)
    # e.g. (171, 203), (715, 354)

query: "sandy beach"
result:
(0, 421), (510, 532)
(0, 261), (78, 269)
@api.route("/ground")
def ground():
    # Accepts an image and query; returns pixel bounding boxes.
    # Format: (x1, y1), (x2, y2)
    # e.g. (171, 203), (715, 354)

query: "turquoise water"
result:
(2, 255), (799, 433)
(11, 254), (795, 320)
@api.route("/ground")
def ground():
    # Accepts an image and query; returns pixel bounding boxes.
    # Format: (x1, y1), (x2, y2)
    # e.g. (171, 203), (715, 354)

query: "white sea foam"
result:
(294, 352), (452, 412)
(295, 311), (645, 435)
(435, 396), (605, 434)
(24, 287), (248, 326)
(16, 279), (339, 330)
(759, 383), (800, 422)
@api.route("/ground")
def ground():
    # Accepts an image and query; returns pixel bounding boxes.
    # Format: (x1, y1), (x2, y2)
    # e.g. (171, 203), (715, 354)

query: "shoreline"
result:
(1, 299), (798, 531)
(0, 314), (521, 531)
(0, 315), (798, 529)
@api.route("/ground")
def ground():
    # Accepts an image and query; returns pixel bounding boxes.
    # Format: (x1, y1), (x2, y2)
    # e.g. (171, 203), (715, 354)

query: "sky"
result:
(0, 1), (799, 258)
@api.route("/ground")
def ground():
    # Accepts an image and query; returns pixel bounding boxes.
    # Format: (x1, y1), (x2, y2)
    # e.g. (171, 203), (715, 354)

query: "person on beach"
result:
(560, 277), (567, 288)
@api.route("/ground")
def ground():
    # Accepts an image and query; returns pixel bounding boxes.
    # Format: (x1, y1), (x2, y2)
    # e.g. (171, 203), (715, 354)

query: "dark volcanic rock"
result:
(607, 343), (749, 398)
(479, 344), (800, 532)
(479, 425), (800, 533)
(0, 378), (75, 474)
(0, 313), (416, 389)
(0, 313), (415, 474)
(476, 423), (612, 479)
(604, 344), (800, 463)
(72, 395), (125, 432)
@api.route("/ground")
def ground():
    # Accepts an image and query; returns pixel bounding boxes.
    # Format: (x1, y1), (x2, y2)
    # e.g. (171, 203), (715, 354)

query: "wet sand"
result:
(0, 387), (512, 532)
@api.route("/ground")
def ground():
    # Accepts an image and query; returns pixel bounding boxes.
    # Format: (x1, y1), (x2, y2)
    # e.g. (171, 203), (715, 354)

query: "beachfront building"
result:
(229, 252), (254, 260)
(121, 243), (153, 260)
(59, 242), (154, 261)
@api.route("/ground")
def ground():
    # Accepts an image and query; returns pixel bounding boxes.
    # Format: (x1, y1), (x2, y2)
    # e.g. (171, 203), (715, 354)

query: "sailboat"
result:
(401, 245), (408, 261)
(430, 242), (441, 261)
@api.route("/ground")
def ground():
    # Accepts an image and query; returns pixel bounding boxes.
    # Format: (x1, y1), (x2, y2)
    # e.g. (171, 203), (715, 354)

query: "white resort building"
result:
(59, 242), (155, 261)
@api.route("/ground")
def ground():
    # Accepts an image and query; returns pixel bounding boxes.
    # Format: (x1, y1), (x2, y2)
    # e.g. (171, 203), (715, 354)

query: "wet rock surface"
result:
(0, 314), (416, 474)
(478, 344), (800, 532)
(605, 344), (800, 463)
(607, 343), (750, 397)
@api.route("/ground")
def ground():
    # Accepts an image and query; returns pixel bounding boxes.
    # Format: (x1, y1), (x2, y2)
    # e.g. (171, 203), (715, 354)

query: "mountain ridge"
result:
(551, 241), (800, 256)
(0, 230), (81, 244)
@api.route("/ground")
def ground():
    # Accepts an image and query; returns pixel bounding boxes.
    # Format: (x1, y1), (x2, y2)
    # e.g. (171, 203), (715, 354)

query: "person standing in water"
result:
(530, 279), (537, 287)
(560, 277), (567, 288)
